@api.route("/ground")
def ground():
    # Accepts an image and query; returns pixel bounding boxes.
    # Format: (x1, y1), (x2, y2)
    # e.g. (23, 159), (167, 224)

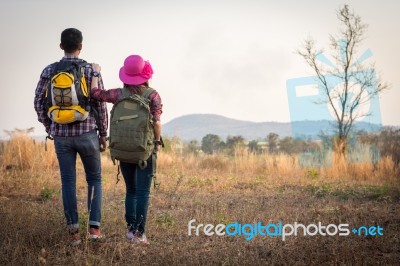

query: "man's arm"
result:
(96, 78), (108, 152)
(94, 75), (108, 137)
(34, 68), (52, 133)
(90, 64), (108, 151)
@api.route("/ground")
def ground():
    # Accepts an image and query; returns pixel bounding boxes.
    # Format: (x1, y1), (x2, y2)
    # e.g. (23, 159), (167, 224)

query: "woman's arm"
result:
(90, 63), (121, 104)
(153, 121), (162, 151)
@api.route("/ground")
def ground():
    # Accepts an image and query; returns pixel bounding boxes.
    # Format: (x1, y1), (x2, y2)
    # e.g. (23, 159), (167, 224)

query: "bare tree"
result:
(298, 4), (388, 157)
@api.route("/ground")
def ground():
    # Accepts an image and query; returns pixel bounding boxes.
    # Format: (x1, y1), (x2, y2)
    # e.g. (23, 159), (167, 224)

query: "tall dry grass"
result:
(1, 134), (58, 172)
(0, 134), (59, 196)
(0, 134), (399, 265)
(1, 133), (397, 197)
(158, 145), (398, 189)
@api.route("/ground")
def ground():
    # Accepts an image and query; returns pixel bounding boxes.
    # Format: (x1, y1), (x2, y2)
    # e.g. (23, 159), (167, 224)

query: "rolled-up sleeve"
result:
(149, 91), (163, 122)
(91, 88), (122, 104)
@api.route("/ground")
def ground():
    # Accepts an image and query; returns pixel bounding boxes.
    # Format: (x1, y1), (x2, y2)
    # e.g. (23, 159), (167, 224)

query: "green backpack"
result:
(109, 87), (155, 168)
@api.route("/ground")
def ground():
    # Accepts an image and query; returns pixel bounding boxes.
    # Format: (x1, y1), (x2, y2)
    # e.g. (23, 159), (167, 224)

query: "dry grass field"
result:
(0, 134), (399, 265)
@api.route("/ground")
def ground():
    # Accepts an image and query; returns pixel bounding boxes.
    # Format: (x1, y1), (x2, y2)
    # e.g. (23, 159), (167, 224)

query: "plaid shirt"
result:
(91, 87), (163, 122)
(34, 56), (108, 137)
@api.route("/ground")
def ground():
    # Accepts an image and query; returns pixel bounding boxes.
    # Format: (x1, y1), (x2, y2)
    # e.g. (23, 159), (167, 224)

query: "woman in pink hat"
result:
(91, 55), (163, 244)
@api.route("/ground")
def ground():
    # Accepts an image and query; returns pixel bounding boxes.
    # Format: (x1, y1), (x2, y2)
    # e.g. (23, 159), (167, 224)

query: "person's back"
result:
(34, 28), (108, 246)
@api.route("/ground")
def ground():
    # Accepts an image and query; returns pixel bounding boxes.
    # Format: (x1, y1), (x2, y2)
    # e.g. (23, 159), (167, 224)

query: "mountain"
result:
(162, 114), (292, 141)
(162, 114), (382, 142)
(17, 114), (382, 143)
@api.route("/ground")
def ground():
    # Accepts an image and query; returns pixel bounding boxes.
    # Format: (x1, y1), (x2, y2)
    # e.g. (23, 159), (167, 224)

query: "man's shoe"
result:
(70, 230), (81, 246)
(89, 227), (104, 240)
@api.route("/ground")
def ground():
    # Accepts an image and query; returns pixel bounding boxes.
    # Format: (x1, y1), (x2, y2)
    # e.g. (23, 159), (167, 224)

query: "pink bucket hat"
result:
(119, 55), (153, 85)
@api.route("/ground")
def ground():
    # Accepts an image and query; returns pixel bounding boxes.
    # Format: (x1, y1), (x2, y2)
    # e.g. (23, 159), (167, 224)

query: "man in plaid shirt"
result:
(34, 28), (108, 245)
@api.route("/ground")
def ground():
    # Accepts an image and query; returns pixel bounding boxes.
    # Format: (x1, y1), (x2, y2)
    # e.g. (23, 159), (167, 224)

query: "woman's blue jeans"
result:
(54, 130), (102, 230)
(120, 152), (155, 234)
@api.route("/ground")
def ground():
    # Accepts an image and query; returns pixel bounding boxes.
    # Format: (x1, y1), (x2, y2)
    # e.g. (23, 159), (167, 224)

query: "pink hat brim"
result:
(119, 67), (149, 85)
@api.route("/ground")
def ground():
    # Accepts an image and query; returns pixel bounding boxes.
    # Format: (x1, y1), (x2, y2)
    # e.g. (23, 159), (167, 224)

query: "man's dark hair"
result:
(60, 28), (83, 53)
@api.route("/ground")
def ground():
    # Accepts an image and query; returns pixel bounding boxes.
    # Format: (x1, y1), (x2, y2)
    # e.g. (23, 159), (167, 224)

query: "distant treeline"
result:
(161, 127), (400, 164)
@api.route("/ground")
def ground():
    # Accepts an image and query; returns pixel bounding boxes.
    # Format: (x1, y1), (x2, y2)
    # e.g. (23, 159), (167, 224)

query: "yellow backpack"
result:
(45, 60), (90, 124)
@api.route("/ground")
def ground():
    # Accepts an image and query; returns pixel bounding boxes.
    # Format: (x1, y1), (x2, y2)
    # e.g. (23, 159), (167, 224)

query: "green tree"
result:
(248, 140), (261, 154)
(359, 127), (400, 166)
(225, 135), (245, 155)
(201, 134), (222, 154)
(267, 133), (279, 153)
(279, 136), (295, 154)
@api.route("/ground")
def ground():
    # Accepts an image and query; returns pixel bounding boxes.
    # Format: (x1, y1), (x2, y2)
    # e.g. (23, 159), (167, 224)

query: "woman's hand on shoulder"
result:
(91, 63), (101, 73)
(91, 63), (101, 90)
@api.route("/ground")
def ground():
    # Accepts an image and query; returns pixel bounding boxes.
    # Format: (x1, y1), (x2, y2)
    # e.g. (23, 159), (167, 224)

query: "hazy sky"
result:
(0, 0), (399, 138)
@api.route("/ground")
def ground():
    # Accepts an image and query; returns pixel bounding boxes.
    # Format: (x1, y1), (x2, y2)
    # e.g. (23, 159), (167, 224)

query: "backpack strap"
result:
(141, 87), (154, 99)
(77, 59), (88, 67)
(121, 87), (131, 98)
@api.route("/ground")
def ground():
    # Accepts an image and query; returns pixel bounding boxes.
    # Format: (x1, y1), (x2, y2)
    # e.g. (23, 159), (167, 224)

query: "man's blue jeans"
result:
(54, 130), (102, 230)
(120, 152), (155, 234)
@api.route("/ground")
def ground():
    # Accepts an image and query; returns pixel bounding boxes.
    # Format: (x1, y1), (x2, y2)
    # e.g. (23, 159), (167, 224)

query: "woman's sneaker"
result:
(135, 233), (149, 245)
(130, 231), (149, 245)
(126, 230), (135, 240)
